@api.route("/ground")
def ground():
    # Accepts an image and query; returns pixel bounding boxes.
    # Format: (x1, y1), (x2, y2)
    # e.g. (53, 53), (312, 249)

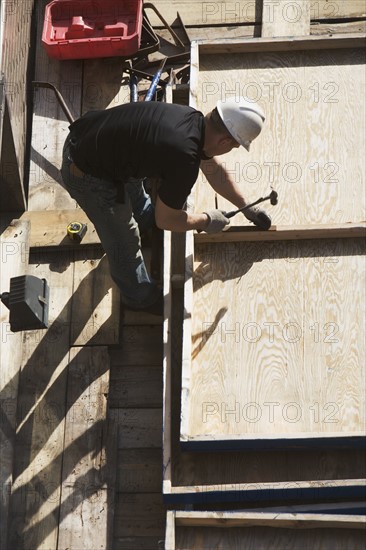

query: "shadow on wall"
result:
(3, 251), (117, 549)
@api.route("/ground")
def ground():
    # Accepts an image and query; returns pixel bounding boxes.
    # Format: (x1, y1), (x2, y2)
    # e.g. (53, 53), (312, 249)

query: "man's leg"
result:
(60, 138), (160, 309)
(125, 178), (155, 234)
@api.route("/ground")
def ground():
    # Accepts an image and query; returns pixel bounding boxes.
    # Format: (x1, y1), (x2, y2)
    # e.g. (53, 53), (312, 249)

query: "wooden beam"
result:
(174, 511), (366, 528)
(167, 511), (366, 549)
(262, 0), (311, 37)
(146, 1), (366, 26)
(0, 219), (29, 550)
(22, 209), (99, 248)
(197, 33), (366, 54)
(195, 223), (366, 243)
(7, 249), (74, 549)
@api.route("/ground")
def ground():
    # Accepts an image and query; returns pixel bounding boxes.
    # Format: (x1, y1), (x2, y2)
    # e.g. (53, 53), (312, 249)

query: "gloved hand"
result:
(244, 206), (272, 230)
(203, 210), (230, 233)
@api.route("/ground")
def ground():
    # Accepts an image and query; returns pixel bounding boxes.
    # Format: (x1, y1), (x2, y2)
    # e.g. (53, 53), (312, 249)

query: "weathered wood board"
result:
(165, 511), (366, 550)
(7, 249), (74, 549)
(149, 1), (366, 27)
(0, 220), (29, 549)
(57, 346), (114, 550)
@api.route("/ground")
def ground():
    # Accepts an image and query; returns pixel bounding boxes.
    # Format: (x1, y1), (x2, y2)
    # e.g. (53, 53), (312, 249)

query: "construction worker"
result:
(60, 96), (267, 314)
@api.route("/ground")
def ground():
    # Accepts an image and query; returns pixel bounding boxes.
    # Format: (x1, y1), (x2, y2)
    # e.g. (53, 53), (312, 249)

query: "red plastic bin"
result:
(42, 0), (143, 60)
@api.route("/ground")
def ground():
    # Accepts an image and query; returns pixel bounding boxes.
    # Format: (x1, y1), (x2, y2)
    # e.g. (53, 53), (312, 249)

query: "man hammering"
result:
(60, 97), (268, 315)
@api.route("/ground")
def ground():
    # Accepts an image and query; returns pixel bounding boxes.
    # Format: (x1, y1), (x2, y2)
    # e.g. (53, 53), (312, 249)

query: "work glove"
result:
(243, 206), (272, 230)
(203, 210), (230, 233)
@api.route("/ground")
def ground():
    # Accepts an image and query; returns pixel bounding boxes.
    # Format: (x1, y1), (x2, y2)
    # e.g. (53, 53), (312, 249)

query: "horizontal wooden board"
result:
(22, 209), (99, 248)
(109, 326), (163, 366)
(110, 366), (163, 408)
(196, 34), (366, 54)
(181, 238), (366, 449)
(195, 223), (366, 242)
(113, 493), (166, 538)
(166, 511), (366, 550)
(117, 449), (163, 493)
(114, 536), (165, 549)
(148, 1), (366, 26)
(110, 409), (163, 449)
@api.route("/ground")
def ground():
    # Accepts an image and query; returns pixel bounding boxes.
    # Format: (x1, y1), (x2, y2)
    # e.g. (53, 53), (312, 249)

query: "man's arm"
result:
(155, 195), (209, 232)
(200, 156), (247, 208)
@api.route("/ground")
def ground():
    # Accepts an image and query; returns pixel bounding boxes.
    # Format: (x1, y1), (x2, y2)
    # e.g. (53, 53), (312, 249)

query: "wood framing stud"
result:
(195, 223), (366, 243)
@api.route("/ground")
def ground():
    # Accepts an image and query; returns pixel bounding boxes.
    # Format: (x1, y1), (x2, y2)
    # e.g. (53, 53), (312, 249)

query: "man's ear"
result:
(218, 134), (232, 146)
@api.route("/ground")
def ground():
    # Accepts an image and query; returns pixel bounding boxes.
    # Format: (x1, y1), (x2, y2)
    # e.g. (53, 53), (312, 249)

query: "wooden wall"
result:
(0, 1), (365, 549)
(0, 0), (35, 212)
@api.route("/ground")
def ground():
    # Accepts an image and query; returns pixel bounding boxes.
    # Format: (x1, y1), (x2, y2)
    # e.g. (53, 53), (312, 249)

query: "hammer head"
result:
(270, 190), (278, 205)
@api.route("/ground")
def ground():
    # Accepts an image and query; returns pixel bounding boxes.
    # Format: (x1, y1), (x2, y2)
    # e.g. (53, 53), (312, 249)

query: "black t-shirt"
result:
(68, 101), (205, 209)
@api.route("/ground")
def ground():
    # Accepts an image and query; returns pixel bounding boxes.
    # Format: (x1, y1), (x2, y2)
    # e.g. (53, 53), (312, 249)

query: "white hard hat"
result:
(217, 97), (265, 151)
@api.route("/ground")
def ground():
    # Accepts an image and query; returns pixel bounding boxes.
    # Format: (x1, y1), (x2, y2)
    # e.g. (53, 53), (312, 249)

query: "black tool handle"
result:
(225, 197), (264, 218)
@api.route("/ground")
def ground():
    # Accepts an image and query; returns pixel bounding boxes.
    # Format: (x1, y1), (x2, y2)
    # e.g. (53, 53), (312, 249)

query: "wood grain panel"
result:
(174, 524), (366, 550)
(182, 238), (365, 446)
(195, 48), (365, 227)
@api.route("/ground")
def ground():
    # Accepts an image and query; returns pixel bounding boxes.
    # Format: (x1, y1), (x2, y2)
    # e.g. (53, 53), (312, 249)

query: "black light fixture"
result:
(0, 275), (49, 332)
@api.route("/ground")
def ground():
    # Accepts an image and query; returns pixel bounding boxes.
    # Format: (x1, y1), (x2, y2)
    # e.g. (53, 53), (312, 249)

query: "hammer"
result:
(225, 190), (278, 230)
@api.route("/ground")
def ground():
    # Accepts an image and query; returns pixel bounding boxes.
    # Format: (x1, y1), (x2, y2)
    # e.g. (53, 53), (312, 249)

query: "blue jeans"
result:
(60, 135), (160, 308)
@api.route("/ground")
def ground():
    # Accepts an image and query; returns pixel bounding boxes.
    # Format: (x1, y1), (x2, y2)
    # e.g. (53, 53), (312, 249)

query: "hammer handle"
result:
(225, 197), (266, 218)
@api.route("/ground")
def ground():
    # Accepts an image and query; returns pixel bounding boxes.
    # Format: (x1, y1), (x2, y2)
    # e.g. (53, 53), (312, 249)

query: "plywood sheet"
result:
(181, 238), (366, 448)
(166, 511), (366, 550)
(194, 47), (366, 226)
(163, 232), (366, 503)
